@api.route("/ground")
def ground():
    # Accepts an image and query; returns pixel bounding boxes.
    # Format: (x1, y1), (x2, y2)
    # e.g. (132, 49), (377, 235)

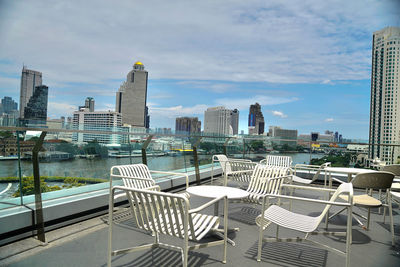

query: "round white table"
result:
(187, 185), (249, 246)
(325, 167), (377, 185)
(187, 185), (249, 200)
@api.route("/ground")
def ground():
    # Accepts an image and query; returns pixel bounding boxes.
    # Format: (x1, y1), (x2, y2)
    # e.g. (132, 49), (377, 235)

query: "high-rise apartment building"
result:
(23, 85), (48, 124)
(85, 97), (95, 112)
(116, 61), (149, 128)
(203, 106), (239, 135)
(369, 27), (400, 164)
(248, 103), (265, 135)
(19, 67), (42, 119)
(175, 117), (201, 134)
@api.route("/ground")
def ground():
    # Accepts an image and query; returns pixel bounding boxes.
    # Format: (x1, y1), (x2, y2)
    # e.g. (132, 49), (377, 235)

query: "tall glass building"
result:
(19, 67), (42, 119)
(23, 85), (48, 125)
(248, 103), (265, 135)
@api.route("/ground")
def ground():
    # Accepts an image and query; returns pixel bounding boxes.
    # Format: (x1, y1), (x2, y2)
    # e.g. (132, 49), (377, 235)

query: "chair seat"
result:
(340, 194), (382, 207)
(291, 175), (313, 185)
(256, 205), (320, 233)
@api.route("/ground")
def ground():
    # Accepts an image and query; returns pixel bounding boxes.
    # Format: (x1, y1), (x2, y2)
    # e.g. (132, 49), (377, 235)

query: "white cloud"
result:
(272, 111), (287, 118)
(215, 95), (298, 110)
(47, 102), (76, 118)
(325, 118), (334, 122)
(0, 0), (397, 89)
(150, 104), (208, 119)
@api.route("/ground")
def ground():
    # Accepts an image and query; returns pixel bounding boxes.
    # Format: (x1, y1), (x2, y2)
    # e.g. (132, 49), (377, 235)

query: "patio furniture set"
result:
(107, 155), (398, 267)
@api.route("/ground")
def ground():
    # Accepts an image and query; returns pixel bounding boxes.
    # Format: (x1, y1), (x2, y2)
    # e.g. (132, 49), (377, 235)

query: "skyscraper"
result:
(175, 117), (201, 134)
(23, 85), (48, 124)
(85, 97), (95, 112)
(0, 96), (18, 114)
(203, 106), (239, 135)
(248, 103), (265, 135)
(369, 27), (400, 164)
(19, 67), (42, 119)
(116, 61), (149, 128)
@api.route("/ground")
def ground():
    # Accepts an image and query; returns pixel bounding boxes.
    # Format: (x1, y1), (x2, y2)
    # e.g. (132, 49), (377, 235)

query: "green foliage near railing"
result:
(310, 153), (352, 167)
(11, 176), (108, 197)
(0, 176), (108, 183)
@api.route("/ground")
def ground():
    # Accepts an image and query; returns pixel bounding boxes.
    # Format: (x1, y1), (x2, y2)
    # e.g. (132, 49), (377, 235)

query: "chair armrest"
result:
(331, 177), (345, 184)
(150, 170), (190, 188)
(189, 195), (227, 214)
(228, 169), (254, 175)
(282, 183), (337, 193)
(263, 193), (351, 207)
(110, 174), (155, 182)
(260, 159), (266, 164)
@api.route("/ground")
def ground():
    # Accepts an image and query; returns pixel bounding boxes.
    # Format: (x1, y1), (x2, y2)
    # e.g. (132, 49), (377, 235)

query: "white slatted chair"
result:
(255, 183), (353, 267)
(244, 164), (289, 205)
(108, 186), (228, 267)
(110, 164), (190, 198)
(211, 154), (257, 186)
(291, 162), (331, 185)
(260, 155), (292, 168)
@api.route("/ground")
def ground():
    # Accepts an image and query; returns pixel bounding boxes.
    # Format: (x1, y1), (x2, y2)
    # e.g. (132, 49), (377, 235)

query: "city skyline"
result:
(0, 1), (400, 138)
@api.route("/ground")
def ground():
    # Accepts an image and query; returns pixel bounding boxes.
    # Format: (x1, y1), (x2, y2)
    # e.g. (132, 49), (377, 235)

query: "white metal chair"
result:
(108, 186), (228, 267)
(260, 155), (292, 168)
(255, 183), (353, 267)
(110, 163), (190, 198)
(243, 164), (289, 205)
(331, 171), (395, 246)
(211, 154), (256, 186)
(291, 162), (331, 185)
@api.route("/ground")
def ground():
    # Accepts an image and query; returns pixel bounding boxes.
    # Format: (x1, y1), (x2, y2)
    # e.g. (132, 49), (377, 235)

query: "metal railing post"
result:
(192, 137), (202, 185)
(32, 131), (47, 243)
(141, 135), (153, 165)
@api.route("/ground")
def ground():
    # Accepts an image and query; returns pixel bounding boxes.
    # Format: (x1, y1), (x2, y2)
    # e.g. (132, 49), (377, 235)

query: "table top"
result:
(186, 185), (249, 200)
(325, 167), (377, 175)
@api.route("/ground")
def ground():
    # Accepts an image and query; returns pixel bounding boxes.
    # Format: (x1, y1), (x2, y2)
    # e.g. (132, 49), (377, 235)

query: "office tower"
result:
(116, 61), (149, 128)
(269, 126), (298, 147)
(23, 85), (48, 124)
(175, 117), (201, 134)
(19, 67), (42, 119)
(231, 109), (239, 135)
(85, 97), (95, 112)
(72, 109), (126, 144)
(248, 103), (265, 135)
(204, 106), (239, 135)
(369, 27), (400, 164)
(0, 96), (18, 114)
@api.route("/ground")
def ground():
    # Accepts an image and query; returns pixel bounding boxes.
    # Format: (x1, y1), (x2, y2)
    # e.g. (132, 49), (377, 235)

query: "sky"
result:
(0, 0), (399, 139)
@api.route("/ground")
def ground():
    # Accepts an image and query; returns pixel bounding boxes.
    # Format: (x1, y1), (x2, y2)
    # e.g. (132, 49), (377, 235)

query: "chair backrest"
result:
(318, 183), (353, 223)
(311, 162), (331, 182)
(213, 154), (232, 174)
(124, 187), (202, 241)
(382, 164), (400, 176)
(111, 164), (154, 189)
(247, 164), (289, 195)
(263, 155), (292, 168)
(351, 171), (394, 190)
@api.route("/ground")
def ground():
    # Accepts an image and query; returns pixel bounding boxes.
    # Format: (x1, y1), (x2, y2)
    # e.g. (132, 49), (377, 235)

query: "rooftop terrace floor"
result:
(1, 179), (400, 267)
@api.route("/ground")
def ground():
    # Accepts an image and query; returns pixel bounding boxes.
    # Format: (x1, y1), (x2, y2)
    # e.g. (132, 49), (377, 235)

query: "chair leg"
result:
(346, 206), (352, 267)
(257, 218), (265, 262)
(367, 208), (371, 230)
(276, 225), (279, 239)
(388, 194), (395, 246)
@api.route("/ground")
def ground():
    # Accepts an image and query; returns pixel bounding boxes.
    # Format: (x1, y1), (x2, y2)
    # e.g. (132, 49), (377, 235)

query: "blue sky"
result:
(0, 0), (399, 139)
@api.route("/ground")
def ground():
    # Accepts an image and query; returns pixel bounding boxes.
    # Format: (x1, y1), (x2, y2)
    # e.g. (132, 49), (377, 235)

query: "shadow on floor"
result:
(228, 205), (261, 225)
(245, 241), (328, 267)
(107, 247), (212, 267)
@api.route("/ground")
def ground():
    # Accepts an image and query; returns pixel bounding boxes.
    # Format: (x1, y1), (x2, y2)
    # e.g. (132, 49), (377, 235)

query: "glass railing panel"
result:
(0, 129), (23, 208)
